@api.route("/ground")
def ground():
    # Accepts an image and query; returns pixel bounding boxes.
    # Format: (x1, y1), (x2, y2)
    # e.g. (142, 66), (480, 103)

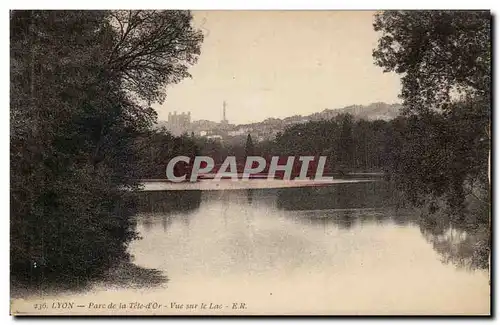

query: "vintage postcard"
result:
(10, 10), (491, 316)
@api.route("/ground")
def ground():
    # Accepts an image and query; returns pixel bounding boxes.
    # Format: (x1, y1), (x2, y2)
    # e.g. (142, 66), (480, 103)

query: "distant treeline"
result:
(142, 103), (489, 212)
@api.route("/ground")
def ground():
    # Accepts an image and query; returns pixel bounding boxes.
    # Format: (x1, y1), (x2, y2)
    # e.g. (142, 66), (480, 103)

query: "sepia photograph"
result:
(9, 9), (491, 316)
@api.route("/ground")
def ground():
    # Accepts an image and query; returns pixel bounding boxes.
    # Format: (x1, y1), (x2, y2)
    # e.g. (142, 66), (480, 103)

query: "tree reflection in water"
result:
(276, 181), (490, 271)
(135, 190), (202, 232)
(246, 189), (253, 205)
(134, 181), (489, 271)
(418, 197), (490, 270)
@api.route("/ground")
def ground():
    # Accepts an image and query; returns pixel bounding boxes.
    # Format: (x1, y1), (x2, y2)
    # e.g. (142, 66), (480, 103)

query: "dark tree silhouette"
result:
(245, 134), (255, 157)
(373, 10), (490, 114)
(372, 10), (490, 215)
(10, 10), (203, 283)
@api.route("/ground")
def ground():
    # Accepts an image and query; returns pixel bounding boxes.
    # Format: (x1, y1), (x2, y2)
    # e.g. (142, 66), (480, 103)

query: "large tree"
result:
(372, 10), (490, 214)
(373, 10), (490, 114)
(10, 10), (203, 282)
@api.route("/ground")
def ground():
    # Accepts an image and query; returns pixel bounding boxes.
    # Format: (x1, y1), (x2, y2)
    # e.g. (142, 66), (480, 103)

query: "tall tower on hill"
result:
(221, 101), (228, 124)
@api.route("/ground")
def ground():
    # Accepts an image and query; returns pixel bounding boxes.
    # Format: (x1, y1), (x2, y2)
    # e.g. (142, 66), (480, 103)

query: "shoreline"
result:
(140, 178), (380, 191)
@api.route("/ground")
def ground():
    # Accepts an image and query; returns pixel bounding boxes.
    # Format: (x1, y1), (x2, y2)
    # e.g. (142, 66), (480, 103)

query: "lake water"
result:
(11, 181), (490, 315)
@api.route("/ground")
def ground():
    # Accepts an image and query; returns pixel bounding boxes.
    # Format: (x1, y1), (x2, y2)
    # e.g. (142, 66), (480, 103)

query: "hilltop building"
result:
(167, 111), (191, 136)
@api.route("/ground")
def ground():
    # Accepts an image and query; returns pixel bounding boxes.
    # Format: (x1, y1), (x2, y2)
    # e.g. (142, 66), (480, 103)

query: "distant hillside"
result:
(156, 102), (403, 140)
(306, 102), (402, 122)
(239, 102), (402, 128)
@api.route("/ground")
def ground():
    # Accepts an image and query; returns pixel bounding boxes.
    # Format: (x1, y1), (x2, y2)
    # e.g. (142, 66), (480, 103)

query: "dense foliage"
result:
(373, 10), (490, 114)
(373, 10), (490, 214)
(10, 10), (203, 282)
(135, 128), (199, 179)
(269, 114), (389, 173)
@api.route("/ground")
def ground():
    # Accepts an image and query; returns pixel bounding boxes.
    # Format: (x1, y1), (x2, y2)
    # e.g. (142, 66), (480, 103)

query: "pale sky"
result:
(154, 11), (402, 125)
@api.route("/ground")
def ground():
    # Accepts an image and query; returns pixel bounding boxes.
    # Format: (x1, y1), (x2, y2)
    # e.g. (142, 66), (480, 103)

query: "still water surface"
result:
(13, 181), (490, 315)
